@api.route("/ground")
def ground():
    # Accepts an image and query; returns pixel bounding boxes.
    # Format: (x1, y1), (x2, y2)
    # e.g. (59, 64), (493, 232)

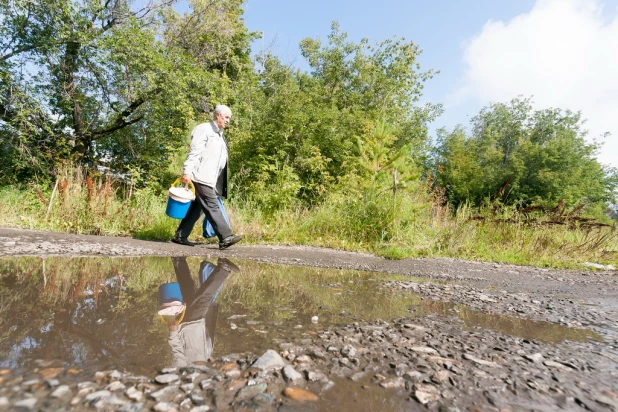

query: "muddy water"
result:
(0, 256), (600, 377)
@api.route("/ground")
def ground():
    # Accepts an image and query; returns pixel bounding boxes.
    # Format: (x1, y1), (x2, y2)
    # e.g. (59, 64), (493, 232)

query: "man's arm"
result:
(181, 124), (208, 182)
(168, 324), (188, 367)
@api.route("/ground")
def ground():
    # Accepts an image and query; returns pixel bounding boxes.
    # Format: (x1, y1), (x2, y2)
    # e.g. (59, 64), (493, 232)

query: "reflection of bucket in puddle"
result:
(159, 282), (183, 305)
(158, 282), (185, 324)
(159, 310), (185, 325)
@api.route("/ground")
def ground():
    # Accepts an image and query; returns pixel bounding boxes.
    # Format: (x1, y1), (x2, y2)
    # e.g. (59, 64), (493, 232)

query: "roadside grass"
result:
(1, 168), (616, 269)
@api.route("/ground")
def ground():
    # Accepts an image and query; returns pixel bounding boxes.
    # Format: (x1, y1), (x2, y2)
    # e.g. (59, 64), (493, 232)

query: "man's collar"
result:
(210, 120), (222, 135)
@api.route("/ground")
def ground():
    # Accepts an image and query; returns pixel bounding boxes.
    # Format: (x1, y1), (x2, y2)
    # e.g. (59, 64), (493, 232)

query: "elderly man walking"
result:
(172, 105), (242, 249)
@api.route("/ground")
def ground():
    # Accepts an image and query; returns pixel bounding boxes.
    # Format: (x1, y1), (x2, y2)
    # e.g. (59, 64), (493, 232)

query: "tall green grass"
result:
(1, 167), (616, 268)
(0, 166), (179, 240)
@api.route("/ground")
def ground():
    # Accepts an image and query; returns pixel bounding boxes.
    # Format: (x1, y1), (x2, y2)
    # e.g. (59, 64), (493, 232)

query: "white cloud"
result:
(450, 0), (618, 168)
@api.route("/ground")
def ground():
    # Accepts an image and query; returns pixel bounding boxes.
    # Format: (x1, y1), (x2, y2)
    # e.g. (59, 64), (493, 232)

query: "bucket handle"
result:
(159, 305), (186, 325)
(171, 178), (196, 198)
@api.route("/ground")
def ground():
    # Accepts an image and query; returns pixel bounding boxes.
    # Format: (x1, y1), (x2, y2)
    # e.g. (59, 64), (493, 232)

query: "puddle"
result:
(412, 301), (602, 343)
(0, 256), (601, 378)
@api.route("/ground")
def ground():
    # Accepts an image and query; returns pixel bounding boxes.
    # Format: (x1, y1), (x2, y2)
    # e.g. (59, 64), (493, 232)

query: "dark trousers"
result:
(172, 257), (230, 324)
(175, 181), (233, 241)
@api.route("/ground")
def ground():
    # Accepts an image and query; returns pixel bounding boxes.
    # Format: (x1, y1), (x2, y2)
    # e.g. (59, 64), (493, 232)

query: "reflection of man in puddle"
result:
(166, 257), (239, 367)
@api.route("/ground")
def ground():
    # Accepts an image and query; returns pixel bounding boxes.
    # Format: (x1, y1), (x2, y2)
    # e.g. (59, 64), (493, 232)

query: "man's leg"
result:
(183, 265), (230, 322)
(172, 257), (197, 306)
(174, 194), (203, 241)
(194, 182), (233, 241)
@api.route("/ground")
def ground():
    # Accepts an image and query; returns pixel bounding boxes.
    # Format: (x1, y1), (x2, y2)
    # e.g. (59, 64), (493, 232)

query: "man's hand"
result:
(168, 322), (179, 332)
(180, 174), (191, 184)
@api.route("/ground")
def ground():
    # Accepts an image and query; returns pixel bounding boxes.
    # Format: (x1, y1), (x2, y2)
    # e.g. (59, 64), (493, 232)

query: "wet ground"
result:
(0, 227), (617, 411)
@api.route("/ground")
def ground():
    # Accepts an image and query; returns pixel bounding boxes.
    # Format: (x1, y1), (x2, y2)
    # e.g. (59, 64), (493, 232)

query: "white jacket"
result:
(168, 318), (214, 367)
(183, 121), (228, 193)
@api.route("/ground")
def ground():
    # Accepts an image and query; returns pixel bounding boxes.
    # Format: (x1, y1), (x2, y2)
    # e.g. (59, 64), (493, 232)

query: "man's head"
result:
(214, 105), (232, 129)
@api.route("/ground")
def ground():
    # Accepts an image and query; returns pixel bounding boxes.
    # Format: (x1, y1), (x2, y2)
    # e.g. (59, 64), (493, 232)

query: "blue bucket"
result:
(166, 197), (192, 219)
(166, 179), (195, 219)
(158, 282), (183, 307)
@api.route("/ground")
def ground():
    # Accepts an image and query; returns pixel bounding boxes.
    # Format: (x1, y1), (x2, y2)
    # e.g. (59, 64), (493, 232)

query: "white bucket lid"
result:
(158, 302), (185, 316)
(169, 186), (195, 202)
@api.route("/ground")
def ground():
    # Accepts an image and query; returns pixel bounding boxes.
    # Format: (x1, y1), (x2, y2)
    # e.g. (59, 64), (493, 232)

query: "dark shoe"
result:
(171, 236), (196, 247)
(217, 257), (240, 272)
(219, 235), (242, 250)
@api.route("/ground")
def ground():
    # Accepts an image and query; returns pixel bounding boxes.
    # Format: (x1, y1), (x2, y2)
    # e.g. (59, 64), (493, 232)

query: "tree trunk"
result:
(59, 36), (90, 159)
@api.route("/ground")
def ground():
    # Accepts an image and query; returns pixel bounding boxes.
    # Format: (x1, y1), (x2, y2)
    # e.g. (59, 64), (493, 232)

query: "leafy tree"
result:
(434, 97), (618, 211)
(0, 0), (255, 184)
(230, 22), (441, 207)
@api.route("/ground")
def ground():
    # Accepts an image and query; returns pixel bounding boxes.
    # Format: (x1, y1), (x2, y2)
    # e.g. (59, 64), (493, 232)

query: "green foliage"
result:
(434, 97), (618, 212)
(0, 0), (256, 184)
(229, 22), (440, 207)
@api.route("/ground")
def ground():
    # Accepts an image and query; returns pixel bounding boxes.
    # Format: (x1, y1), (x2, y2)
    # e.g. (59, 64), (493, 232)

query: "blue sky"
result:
(243, 0), (535, 130)
(242, 0), (618, 167)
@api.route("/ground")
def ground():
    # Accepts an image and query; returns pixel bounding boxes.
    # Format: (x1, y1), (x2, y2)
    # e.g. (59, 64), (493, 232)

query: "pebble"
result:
(350, 371), (367, 382)
(155, 374), (179, 384)
(149, 386), (179, 401)
(524, 353), (545, 363)
(236, 383), (267, 400)
(404, 371), (423, 382)
(93, 395), (129, 409)
(45, 379), (60, 388)
(84, 390), (111, 402)
(106, 381), (126, 391)
(108, 370), (123, 380)
(77, 381), (97, 390)
(125, 386), (143, 402)
(410, 346), (438, 354)
(153, 401), (176, 412)
(543, 360), (571, 370)
(39, 367), (64, 380)
(21, 379), (40, 388)
(251, 349), (286, 371)
(190, 394), (205, 405)
(283, 365), (304, 383)
(283, 387), (319, 401)
(254, 393), (275, 404)
(415, 388), (440, 404)
(306, 371), (328, 382)
(13, 398), (38, 410)
(380, 377), (405, 389)
(431, 370), (450, 383)
(463, 354), (501, 368)
(185, 372), (201, 382)
(225, 369), (241, 378)
(50, 385), (72, 398)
